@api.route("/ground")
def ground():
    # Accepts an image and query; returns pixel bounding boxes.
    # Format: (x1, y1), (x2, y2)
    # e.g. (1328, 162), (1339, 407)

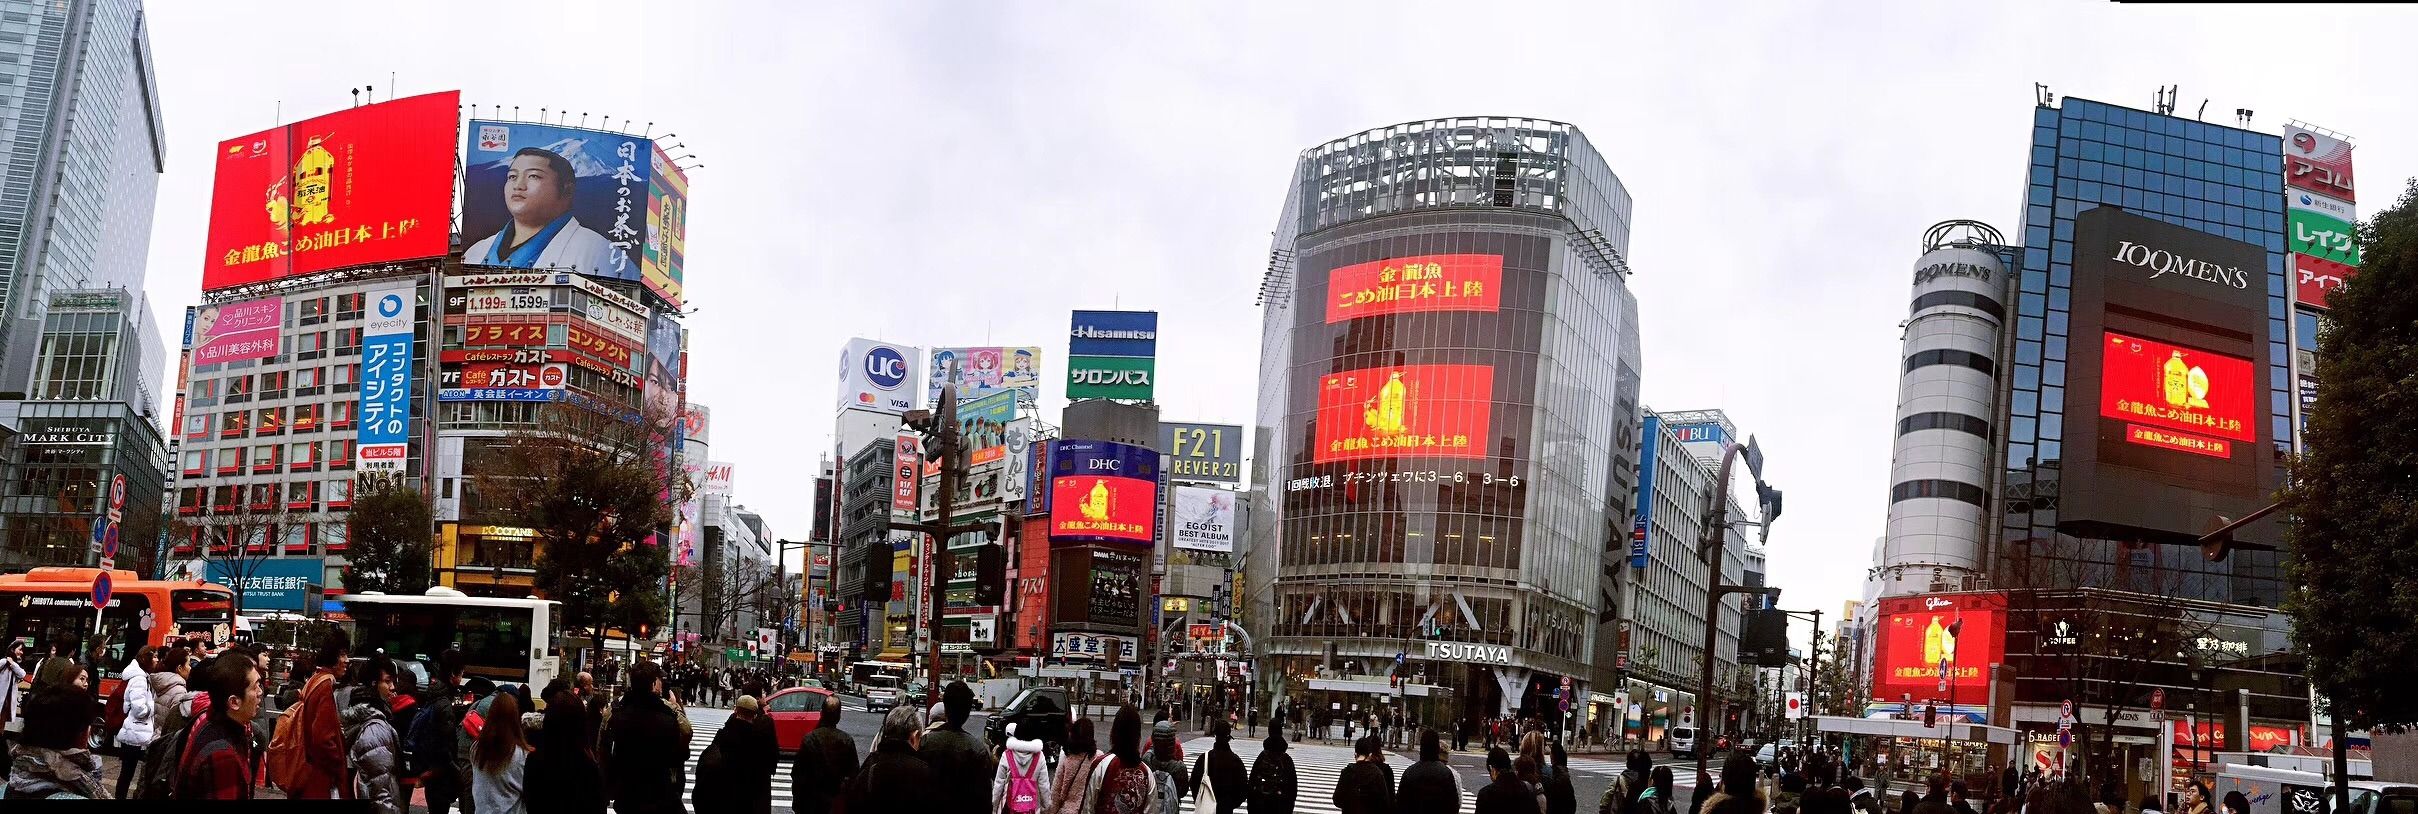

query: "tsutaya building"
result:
(1247, 117), (1645, 729)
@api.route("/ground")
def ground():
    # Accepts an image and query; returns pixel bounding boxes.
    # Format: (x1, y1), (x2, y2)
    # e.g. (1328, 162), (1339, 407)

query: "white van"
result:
(1672, 725), (1699, 758)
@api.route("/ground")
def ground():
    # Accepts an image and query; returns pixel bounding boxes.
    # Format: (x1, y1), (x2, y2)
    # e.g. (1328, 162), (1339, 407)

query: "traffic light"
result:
(971, 541), (1005, 606)
(858, 541), (894, 603)
(637, 622), (652, 639)
(1924, 704), (1938, 727)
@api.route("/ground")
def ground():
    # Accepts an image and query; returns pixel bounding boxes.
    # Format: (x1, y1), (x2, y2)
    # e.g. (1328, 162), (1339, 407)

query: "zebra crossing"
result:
(681, 708), (797, 812)
(1176, 736), (1476, 814)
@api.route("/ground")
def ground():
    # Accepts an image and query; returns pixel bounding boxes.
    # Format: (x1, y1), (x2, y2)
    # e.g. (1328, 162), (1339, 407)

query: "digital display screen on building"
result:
(203, 92), (459, 291)
(1046, 440), (1158, 544)
(1325, 253), (1504, 323)
(1870, 592), (2005, 703)
(2098, 331), (2255, 449)
(1311, 364), (1493, 463)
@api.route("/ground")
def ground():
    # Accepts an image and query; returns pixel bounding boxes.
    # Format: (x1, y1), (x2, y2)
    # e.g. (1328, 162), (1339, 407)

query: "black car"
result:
(985, 686), (1069, 749)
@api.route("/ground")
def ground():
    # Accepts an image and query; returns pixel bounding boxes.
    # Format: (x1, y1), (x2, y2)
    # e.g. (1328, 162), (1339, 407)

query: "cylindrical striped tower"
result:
(1876, 220), (2007, 597)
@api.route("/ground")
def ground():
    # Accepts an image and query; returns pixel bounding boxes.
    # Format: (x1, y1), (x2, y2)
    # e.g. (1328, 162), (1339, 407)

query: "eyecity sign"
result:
(2110, 240), (2251, 290)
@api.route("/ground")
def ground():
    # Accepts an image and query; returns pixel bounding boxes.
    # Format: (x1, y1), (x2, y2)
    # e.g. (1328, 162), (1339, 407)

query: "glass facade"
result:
(1253, 118), (1643, 709)
(0, 0), (166, 405)
(1999, 97), (2289, 606)
(0, 400), (166, 571)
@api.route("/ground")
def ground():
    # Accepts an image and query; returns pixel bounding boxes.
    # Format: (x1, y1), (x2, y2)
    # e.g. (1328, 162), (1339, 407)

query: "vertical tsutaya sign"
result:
(356, 284), (415, 479)
(1159, 422), (1243, 485)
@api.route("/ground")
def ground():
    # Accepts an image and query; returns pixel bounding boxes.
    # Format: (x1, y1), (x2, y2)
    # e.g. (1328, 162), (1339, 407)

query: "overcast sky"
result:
(138, 2), (2416, 635)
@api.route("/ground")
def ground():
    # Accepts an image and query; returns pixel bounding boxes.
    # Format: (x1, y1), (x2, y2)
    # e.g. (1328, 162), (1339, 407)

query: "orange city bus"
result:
(0, 566), (238, 695)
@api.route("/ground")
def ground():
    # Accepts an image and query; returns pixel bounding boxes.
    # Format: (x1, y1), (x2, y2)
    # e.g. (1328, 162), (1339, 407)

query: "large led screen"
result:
(1046, 440), (1158, 544)
(1325, 253), (1504, 323)
(203, 92), (460, 291)
(1870, 592), (2005, 703)
(2097, 331), (2255, 452)
(1312, 364), (1493, 463)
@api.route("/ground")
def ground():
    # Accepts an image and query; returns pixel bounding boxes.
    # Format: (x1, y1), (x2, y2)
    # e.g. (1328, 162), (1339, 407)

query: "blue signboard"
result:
(1048, 439), (1157, 480)
(1026, 439), (1055, 518)
(358, 285), (415, 451)
(206, 557), (325, 612)
(1068, 310), (1158, 358)
(1669, 421), (1729, 447)
(1632, 414), (1661, 569)
(439, 387), (562, 402)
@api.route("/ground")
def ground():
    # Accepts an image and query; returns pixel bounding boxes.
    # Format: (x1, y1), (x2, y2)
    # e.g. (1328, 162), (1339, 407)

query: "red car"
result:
(764, 687), (837, 753)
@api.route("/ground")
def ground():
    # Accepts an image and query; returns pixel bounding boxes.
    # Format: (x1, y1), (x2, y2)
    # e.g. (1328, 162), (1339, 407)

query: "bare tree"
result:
(174, 489), (300, 621)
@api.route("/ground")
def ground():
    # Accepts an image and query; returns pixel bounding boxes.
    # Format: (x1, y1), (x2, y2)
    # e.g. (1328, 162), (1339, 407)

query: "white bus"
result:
(344, 587), (564, 690)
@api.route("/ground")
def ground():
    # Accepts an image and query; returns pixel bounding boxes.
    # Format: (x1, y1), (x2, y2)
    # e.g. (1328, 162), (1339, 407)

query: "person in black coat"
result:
(1475, 747), (1534, 814)
(1250, 723), (1300, 814)
(1192, 720), (1249, 814)
(526, 700), (607, 814)
(916, 681), (993, 814)
(789, 694), (859, 814)
(840, 706), (938, 813)
(602, 662), (690, 814)
(1545, 742), (1577, 814)
(1398, 729), (1462, 814)
(693, 695), (781, 814)
(1332, 735), (1396, 814)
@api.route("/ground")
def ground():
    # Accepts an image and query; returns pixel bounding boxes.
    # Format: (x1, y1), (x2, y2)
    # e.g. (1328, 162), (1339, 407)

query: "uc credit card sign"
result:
(1046, 439), (1158, 544)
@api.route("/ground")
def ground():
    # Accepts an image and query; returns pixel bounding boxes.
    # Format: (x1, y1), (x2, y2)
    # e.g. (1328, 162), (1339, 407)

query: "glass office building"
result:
(1996, 97), (2290, 605)
(1249, 117), (1643, 724)
(0, 0), (167, 401)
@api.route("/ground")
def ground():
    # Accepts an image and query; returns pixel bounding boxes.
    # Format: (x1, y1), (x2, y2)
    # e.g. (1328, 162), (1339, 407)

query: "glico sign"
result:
(1871, 592), (2005, 703)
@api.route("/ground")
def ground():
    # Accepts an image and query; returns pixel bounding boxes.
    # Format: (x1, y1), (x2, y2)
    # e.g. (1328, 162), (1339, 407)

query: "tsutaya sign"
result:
(2110, 240), (2252, 290)
(1424, 641), (1513, 665)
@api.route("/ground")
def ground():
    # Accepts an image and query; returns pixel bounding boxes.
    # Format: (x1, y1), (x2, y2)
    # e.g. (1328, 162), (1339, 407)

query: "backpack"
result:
(1153, 767), (1180, 814)
(101, 675), (132, 745)
(268, 671), (330, 792)
(136, 722), (196, 800)
(401, 697), (453, 778)
(1094, 755), (1156, 814)
(1006, 752), (1042, 814)
(1250, 752), (1293, 804)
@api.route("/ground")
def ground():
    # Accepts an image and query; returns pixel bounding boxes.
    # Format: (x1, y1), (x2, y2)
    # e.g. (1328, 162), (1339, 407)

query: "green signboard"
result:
(1067, 354), (1155, 400)
(2289, 208), (2362, 267)
(725, 647), (747, 661)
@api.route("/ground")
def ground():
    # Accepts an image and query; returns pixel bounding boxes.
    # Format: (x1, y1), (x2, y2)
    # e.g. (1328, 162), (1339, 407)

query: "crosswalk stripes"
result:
(1177, 736), (1475, 814)
(680, 712), (797, 810)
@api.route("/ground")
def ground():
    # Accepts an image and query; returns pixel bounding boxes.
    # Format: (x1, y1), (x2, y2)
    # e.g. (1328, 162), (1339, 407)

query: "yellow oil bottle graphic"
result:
(268, 135), (338, 233)
(1922, 615), (1957, 667)
(1363, 371), (1409, 435)
(1079, 479), (1112, 521)
(2160, 351), (2212, 410)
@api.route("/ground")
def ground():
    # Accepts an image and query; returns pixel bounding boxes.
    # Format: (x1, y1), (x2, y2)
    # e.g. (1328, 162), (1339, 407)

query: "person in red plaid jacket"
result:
(177, 652), (266, 800)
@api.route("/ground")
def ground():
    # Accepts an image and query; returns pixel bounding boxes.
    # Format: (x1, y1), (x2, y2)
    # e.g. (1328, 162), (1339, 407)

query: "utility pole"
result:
(897, 363), (993, 696)
(1694, 435), (1783, 786)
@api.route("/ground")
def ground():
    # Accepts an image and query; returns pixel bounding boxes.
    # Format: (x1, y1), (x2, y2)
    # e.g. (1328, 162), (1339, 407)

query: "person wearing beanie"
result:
(918, 680), (994, 814)
(1331, 735), (1395, 814)
(1397, 728), (1462, 814)
(1249, 717), (1299, 814)
(1146, 720), (1189, 814)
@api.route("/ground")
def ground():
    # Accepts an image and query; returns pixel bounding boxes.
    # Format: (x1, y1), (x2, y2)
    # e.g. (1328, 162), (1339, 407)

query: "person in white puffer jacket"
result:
(110, 646), (158, 799)
(991, 722), (1055, 814)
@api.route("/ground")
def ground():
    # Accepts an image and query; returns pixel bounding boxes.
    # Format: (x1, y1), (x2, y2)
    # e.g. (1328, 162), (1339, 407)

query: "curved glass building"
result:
(1248, 118), (1643, 725)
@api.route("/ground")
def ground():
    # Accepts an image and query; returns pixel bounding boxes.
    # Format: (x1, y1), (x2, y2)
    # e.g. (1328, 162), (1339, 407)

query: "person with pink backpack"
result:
(992, 722), (1055, 814)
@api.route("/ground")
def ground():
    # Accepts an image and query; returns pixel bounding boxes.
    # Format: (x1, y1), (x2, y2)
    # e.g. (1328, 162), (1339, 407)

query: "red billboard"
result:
(2294, 254), (2355, 310)
(1871, 592), (2006, 703)
(202, 91), (459, 291)
(1049, 474), (1156, 544)
(1312, 364), (1493, 463)
(1325, 253), (1505, 324)
(2284, 125), (2356, 203)
(2098, 331), (2255, 446)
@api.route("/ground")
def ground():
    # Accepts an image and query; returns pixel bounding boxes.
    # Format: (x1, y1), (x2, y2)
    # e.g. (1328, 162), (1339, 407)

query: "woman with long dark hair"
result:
(474, 691), (532, 814)
(526, 693), (607, 814)
(1082, 706), (1159, 814)
(1050, 718), (1103, 814)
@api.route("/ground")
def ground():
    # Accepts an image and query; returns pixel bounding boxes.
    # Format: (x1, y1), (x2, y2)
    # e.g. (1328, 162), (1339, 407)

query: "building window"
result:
(288, 442), (317, 470)
(335, 327), (362, 355)
(298, 297), (328, 326)
(182, 450), (204, 474)
(252, 444), (279, 472)
(1889, 479), (1988, 506)
(293, 367), (321, 390)
(1903, 348), (1997, 378)
(330, 401), (353, 428)
(327, 479), (353, 507)
(1896, 412), (1991, 439)
(220, 409), (248, 438)
(322, 522), (349, 552)
(224, 375), (254, 404)
(328, 439), (353, 467)
(332, 362), (356, 391)
(257, 407), (284, 436)
(184, 413), (210, 439)
(258, 370), (287, 400)
(1909, 290), (2006, 321)
(336, 293), (364, 321)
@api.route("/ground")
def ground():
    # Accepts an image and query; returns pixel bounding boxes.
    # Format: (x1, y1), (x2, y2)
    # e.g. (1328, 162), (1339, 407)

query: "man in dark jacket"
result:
(1192, 720), (1249, 814)
(916, 681), (993, 814)
(1331, 735), (1395, 814)
(1475, 748), (1534, 814)
(1399, 729), (1462, 814)
(840, 705), (938, 812)
(1249, 724), (1299, 814)
(790, 693), (859, 814)
(178, 652), (265, 800)
(604, 661), (691, 814)
(695, 694), (781, 814)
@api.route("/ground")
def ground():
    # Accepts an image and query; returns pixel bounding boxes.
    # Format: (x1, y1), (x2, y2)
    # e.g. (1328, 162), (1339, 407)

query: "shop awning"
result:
(1815, 715), (2019, 745)
(1307, 678), (1442, 697)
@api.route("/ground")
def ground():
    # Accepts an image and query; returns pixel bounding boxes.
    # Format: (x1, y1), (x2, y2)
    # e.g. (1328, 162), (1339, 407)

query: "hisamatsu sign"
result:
(2110, 240), (2252, 290)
